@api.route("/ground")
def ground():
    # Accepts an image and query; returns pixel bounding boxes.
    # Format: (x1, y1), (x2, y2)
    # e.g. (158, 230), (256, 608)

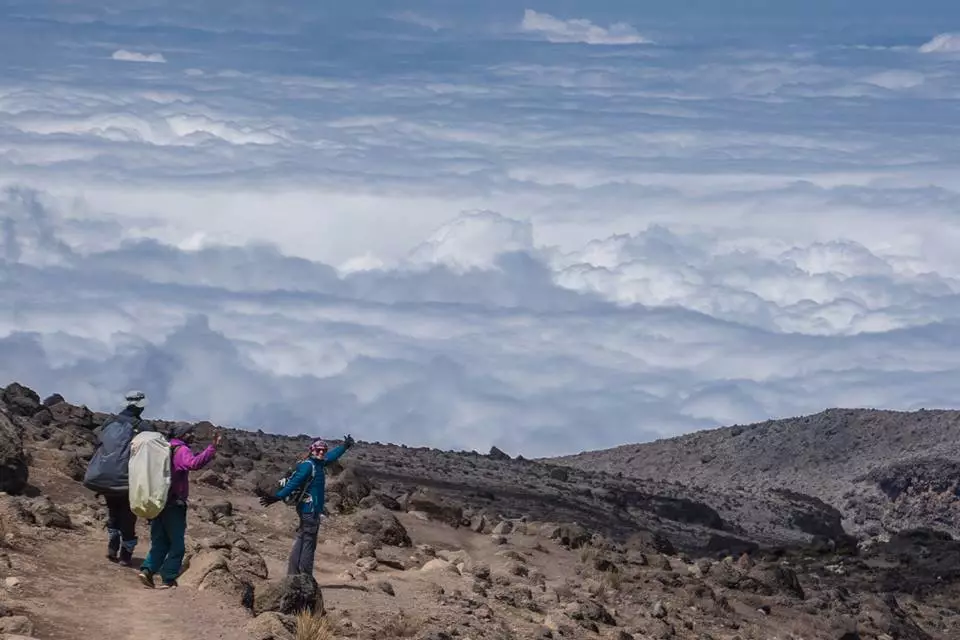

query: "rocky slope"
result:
(2, 384), (960, 639)
(550, 408), (960, 540)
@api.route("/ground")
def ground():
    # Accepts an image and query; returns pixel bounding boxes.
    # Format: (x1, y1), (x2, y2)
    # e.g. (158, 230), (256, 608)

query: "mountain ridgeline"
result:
(551, 407), (960, 540)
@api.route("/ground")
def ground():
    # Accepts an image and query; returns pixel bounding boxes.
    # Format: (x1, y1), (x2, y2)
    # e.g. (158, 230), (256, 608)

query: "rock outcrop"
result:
(0, 410), (28, 495)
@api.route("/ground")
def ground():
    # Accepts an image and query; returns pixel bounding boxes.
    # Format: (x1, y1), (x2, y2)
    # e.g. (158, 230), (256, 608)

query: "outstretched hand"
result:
(343, 433), (355, 448)
(259, 494), (280, 507)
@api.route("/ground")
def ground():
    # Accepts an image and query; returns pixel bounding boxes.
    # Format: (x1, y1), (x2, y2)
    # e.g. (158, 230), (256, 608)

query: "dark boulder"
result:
(548, 466), (570, 482)
(352, 506), (412, 547)
(1, 383), (40, 417)
(488, 446), (511, 461)
(0, 411), (28, 495)
(550, 523), (591, 550)
(327, 466), (373, 512)
(43, 393), (65, 407)
(253, 574), (323, 616)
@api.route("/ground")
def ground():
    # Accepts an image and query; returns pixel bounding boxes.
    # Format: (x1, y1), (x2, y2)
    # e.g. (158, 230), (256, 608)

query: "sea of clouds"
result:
(2, 0), (960, 456)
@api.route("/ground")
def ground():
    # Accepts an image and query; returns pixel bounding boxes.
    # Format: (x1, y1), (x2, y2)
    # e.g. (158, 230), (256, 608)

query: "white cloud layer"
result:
(2, 0), (960, 456)
(111, 49), (167, 63)
(919, 33), (960, 54)
(520, 9), (650, 45)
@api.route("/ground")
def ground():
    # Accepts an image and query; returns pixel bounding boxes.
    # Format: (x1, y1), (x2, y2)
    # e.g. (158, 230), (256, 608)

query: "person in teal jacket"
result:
(259, 434), (354, 577)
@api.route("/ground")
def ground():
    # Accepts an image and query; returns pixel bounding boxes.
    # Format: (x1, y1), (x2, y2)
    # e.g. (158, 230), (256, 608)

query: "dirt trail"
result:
(12, 536), (254, 640)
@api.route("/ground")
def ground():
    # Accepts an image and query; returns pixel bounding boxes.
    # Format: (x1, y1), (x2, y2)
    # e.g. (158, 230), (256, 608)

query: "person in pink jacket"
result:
(138, 424), (220, 589)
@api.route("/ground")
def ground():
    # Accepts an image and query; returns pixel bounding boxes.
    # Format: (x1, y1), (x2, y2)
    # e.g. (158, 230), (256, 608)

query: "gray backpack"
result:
(83, 414), (150, 495)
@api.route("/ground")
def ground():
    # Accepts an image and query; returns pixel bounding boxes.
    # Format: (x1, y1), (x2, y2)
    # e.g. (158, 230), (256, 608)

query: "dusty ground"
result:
(3, 383), (960, 640)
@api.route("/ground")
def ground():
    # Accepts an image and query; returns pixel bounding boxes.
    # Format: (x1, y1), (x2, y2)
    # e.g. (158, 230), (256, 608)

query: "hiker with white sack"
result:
(136, 423), (221, 589)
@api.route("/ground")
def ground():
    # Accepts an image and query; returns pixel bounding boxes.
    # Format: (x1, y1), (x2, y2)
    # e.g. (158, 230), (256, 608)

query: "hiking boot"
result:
(106, 551), (119, 563)
(138, 569), (155, 589)
(118, 548), (133, 567)
(158, 580), (178, 590)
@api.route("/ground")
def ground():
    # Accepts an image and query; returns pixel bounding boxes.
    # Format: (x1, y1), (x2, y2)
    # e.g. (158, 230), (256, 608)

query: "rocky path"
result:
(9, 536), (253, 640)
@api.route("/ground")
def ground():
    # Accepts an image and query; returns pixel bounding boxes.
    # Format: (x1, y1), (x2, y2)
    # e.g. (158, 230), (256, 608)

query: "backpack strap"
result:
(291, 460), (317, 505)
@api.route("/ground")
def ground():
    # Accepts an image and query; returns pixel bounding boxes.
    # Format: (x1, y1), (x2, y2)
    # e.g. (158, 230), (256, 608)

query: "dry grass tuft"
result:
(604, 569), (624, 590)
(295, 610), (335, 640)
(378, 611), (423, 637)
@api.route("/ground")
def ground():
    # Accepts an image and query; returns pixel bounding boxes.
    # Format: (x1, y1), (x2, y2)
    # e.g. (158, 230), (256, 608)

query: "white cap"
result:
(124, 390), (148, 409)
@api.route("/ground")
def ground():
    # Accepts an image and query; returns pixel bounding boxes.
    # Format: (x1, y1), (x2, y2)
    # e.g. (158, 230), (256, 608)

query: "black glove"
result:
(259, 495), (280, 507)
(344, 433), (355, 448)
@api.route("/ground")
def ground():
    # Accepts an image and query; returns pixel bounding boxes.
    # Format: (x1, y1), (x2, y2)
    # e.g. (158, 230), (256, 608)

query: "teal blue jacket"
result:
(275, 444), (347, 514)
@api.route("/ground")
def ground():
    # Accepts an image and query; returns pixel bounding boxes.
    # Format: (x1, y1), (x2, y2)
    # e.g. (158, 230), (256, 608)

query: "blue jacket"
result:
(275, 444), (348, 514)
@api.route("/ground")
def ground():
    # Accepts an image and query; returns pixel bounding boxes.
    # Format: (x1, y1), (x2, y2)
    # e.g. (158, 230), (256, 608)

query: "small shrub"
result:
(604, 570), (624, 590)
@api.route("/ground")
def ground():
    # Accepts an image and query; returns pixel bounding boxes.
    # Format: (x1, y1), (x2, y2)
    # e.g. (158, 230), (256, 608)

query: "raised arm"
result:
(173, 443), (217, 471)
(322, 443), (348, 465)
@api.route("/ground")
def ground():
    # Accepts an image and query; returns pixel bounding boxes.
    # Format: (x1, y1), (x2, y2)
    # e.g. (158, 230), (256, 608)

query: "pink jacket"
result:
(168, 438), (216, 501)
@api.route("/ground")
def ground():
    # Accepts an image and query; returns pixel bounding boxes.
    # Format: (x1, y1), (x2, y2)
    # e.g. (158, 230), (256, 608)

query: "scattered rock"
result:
(548, 467), (570, 482)
(744, 565), (806, 600)
(470, 513), (490, 534)
(772, 565), (805, 600)
(25, 497), (71, 529)
(208, 501), (234, 520)
(566, 600), (616, 626)
(495, 584), (540, 611)
(651, 601), (667, 619)
(352, 506), (412, 547)
(549, 523), (591, 549)
(356, 556), (379, 572)
(0, 615), (34, 635)
(631, 531), (677, 556)
(327, 466), (373, 512)
(179, 550), (250, 601)
(245, 611), (296, 640)
(406, 488), (463, 528)
(359, 492), (402, 512)
(47, 402), (95, 430)
(42, 393), (65, 407)
(377, 580), (396, 596)
(492, 520), (514, 535)
(254, 574), (324, 616)
(228, 539), (270, 583)
(421, 558), (458, 575)
(198, 470), (228, 489)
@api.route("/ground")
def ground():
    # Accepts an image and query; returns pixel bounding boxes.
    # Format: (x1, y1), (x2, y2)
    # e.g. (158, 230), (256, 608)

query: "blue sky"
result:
(2, 0), (960, 455)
